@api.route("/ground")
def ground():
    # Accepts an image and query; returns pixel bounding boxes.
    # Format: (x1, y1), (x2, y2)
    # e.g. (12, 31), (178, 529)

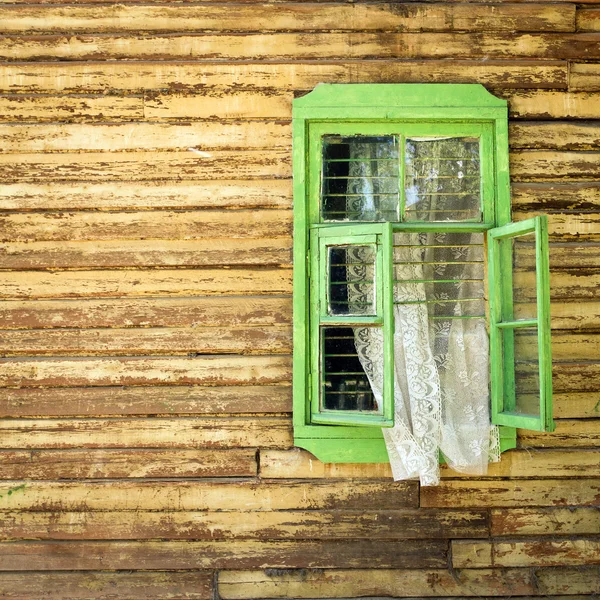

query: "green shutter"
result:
(310, 223), (394, 427)
(488, 215), (554, 432)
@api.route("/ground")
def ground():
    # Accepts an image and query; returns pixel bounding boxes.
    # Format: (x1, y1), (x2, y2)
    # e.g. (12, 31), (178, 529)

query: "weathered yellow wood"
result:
(554, 392), (600, 418)
(507, 90), (600, 118)
(218, 568), (538, 599)
(3, 32), (598, 61)
(145, 90), (292, 120)
(0, 448), (258, 479)
(0, 210), (292, 242)
(512, 182), (600, 211)
(491, 507), (600, 536)
(535, 567), (600, 595)
(0, 61), (568, 94)
(0, 480), (417, 511)
(0, 122), (290, 153)
(420, 478), (600, 507)
(0, 149), (290, 182)
(510, 121), (600, 150)
(452, 539), (600, 568)
(511, 150), (600, 179)
(0, 180), (293, 210)
(515, 331), (600, 361)
(518, 419), (600, 447)
(0, 571), (214, 600)
(0, 325), (292, 356)
(0, 417), (293, 449)
(0, 268), (293, 299)
(0, 508), (488, 540)
(570, 63), (600, 91)
(0, 297), (293, 329)
(0, 384), (293, 416)
(553, 362), (600, 393)
(0, 356), (292, 387)
(0, 94), (144, 122)
(577, 8), (600, 31)
(0, 4), (575, 33)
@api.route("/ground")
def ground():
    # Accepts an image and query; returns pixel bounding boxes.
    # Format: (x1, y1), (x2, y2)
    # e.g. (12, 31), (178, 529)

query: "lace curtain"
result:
(347, 139), (500, 486)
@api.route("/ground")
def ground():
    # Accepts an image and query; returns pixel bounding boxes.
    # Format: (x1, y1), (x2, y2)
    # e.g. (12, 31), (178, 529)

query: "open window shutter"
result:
(488, 215), (554, 432)
(310, 223), (394, 427)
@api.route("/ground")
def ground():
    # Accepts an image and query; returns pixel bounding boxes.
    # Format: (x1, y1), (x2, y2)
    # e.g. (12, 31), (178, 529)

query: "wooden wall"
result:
(1, 1), (599, 598)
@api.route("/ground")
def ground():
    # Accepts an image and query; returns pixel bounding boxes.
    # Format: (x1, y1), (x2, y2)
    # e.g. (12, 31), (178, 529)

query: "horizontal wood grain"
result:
(0, 417), (293, 449)
(553, 391), (600, 418)
(0, 571), (214, 600)
(534, 567), (600, 595)
(577, 8), (600, 31)
(0, 180), (293, 210)
(570, 63), (600, 91)
(506, 90), (600, 118)
(0, 539), (446, 570)
(491, 507), (600, 536)
(0, 448), (258, 479)
(0, 508), (487, 540)
(0, 149), (291, 182)
(511, 182), (600, 211)
(510, 150), (600, 179)
(218, 568), (537, 599)
(0, 355), (292, 387)
(518, 420), (600, 448)
(0, 268), (293, 299)
(3, 32), (598, 62)
(420, 478), (600, 507)
(0, 297), (292, 329)
(0, 61), (568, 94)
(0, 480), (418, 511)
(0, 4), (575, 34)
(509, 121), (600, 150)
(0, 384), (293, 416)
(0, 94), (144, 122)
(452, 539), (600, 568)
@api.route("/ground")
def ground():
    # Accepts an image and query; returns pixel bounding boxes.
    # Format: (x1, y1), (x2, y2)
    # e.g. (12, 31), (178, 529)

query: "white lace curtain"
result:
(347, 139), (500, 486)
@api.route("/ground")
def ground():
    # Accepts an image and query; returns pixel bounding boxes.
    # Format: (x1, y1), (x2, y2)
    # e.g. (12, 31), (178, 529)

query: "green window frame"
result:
(293, 84), (554, 464)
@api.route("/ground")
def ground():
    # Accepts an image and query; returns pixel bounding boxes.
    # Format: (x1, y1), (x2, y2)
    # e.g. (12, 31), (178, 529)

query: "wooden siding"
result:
(0, 2), (599, 599)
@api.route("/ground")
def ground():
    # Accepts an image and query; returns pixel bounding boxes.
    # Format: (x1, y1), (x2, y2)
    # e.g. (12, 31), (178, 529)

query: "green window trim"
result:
(293, 84), (553, 464)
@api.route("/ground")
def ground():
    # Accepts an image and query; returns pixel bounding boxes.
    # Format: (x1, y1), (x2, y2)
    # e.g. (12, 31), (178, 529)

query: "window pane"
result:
(322, 135), (400, 222)
(405, 137), (482, 222)
(510, 231), (538, 321)
(505, 326), (541, 418)
(327, 244), (376, 316)
(321, 326), (381, 413)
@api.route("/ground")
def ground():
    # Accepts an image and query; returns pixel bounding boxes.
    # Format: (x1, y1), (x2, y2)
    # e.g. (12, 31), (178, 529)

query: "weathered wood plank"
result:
(553, 392), (600, 418)
(0, 508), (487, 540)
(0, 571), (214, 600)
(0, 417), (293, 449)
(0, 268), (293, 299)
(0, 356), (292, 387)
(0, 4), (575, 34)
(0, 180), (293, 211)
(420, 478), (600, 508)
(535, 567), (600, 595)
(3, 32), (598, 62)
(0, 539), (446, 570)
(0, 325), (292, 356)
(577, 8), (600, 31)
(145, 90), (292, 120)
(570, 63), (600, 91)
(260, 448), (600, 479)
(0, 149), (290, 182)
(0, 238), (293, 269)
(553, 362), (600, 393)
(0, 210), (292, 242)
(491, 507), (600, 536)
(0, 480), (418, 511)
(512, 182), (600, 211)
(506, 90), (600, 119)
(0, 121), (290, 153)
(218, 568), (537, 599)
(452, 539), (600, 568)
(511, 150), (600, 179)
(0, 94), (144, 122)
(516, 331), (600, 361)
(0, 297), (292, 330)
(0, 448), (257, 479)
(519, 419), (600, 448)
(0, 384), (293, 416)
(510, 121), (600, 150)
(0, 61), (568, 94)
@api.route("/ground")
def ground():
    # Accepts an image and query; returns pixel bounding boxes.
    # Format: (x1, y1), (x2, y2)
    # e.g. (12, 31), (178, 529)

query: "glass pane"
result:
(322, 135), (400, 222)
(510, 231), (538, 321)
(505, 326), (541, 417)
(327, 244), (376, 316)
(393, 231), (486, 319)
(404, 137), (481, 222)
(321, 326), (381, 413)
